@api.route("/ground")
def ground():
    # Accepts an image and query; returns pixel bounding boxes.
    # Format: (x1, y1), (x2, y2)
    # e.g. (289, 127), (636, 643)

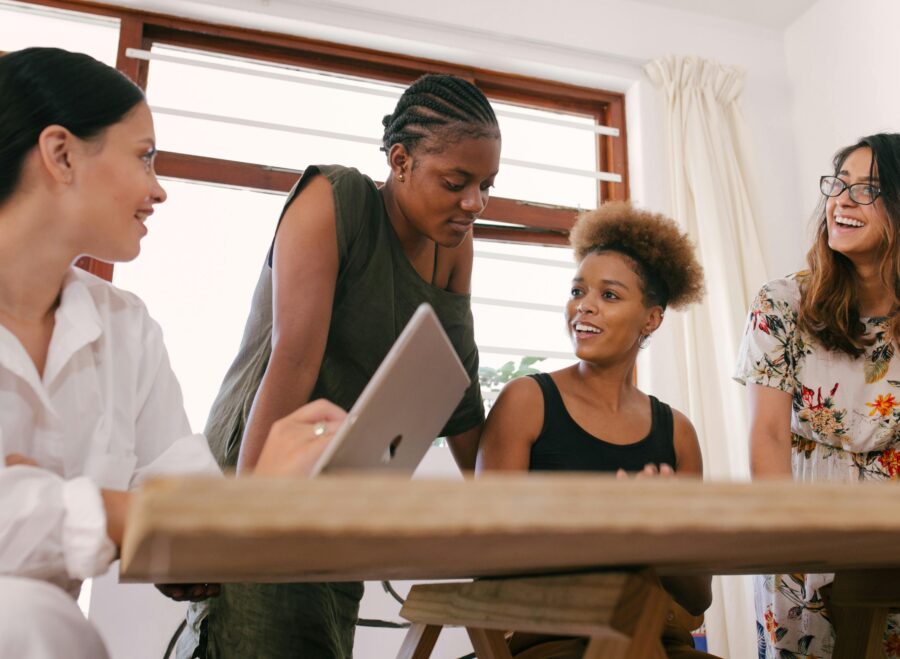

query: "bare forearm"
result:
(237, 359), (319, 473)
(447, 424), (482, 474)
(750, 430), (792, 478)
(100, 489), (132, 550)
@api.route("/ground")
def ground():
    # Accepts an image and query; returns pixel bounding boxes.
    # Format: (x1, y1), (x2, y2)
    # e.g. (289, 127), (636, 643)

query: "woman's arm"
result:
(443, 231), (484, 473)
(0, 466), (116, 584)
(237, 176), (340, 473)
(447, 424), (482, 474)
(476, 377), (543, 473)
(660, 410), (712, 616)
(747, 383), (793, 477)
(672, 409), (703, 475)
(100, 489), (130, 549)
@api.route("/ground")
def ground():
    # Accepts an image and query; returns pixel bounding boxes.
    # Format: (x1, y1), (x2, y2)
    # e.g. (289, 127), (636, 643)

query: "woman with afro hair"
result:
(477, 201), (715, 659)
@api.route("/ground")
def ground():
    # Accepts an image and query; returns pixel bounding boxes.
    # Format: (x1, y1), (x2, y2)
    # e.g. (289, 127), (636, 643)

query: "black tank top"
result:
(528, 372), (677, 473)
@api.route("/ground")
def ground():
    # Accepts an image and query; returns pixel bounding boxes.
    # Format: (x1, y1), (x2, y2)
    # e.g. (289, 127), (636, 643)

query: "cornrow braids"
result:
(381, 74), (499, 155)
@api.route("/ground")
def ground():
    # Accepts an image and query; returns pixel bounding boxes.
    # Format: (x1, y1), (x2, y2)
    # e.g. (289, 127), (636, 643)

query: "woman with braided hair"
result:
(178, 74), (501, 658)
(478, 202), (716, 659)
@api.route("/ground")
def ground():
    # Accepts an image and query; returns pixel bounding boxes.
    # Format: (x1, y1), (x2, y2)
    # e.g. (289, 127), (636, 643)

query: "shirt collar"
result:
(0, 268), (104, 395)
(42, 268), (104, 385)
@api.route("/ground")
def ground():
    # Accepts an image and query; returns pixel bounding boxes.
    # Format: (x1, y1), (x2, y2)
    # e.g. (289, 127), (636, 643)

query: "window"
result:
(113, 181), (284, 432)
(10, 0), (629, 436)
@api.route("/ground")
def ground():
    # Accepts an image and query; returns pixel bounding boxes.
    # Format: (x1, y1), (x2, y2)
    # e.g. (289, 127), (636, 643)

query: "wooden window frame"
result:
(19, 0), (629, 280)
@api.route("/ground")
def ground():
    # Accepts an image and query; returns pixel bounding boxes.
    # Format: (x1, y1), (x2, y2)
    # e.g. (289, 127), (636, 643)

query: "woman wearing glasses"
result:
(735, 133), (900, 658)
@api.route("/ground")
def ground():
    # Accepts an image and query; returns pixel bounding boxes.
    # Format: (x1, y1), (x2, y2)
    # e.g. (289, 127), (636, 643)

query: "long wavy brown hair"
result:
(798, 133), (900, 356)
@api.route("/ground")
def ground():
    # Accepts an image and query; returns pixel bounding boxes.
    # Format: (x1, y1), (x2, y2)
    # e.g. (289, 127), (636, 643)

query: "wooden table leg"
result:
(467, 628), (514, 659)
(830, 606), (888, 659)
(822, 569), (900, 659)
(396, 622), (442, 659)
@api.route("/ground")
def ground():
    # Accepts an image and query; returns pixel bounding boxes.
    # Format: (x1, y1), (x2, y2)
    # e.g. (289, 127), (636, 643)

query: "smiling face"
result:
(71, 101), (166, 262)
(390, 135), (500, 248)
(826, 147), (890, 264)
(565, 251), (663, 366)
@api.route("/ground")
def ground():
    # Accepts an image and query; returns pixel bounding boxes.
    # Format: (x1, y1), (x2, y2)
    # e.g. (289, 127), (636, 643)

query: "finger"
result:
(188, 584), (222, 602)
(616, 468), (628, 480)
(256, 429), (334, 478)
(158, 585), (186, 600)
(295, 433), (335, 472)
(633, 464), (658, 479)
(189, 585), (208, 599)
(659, 463), (675, 476)
(305, 419), (342, 439)
(287, 399), (348, 424)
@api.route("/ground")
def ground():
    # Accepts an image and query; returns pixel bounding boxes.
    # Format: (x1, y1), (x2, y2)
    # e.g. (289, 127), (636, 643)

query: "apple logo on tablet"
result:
(382, 435), (403, 464)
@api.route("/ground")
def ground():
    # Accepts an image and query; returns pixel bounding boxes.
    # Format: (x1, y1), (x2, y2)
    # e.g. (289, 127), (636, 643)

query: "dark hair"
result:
(0, 47), (145, 204)
(798, 133), (900, 356)
(569, 201), (705, 310)
(381, 74), (499, 155)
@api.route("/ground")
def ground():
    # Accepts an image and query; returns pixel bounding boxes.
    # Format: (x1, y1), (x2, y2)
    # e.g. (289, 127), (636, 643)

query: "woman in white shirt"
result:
(0, 47), (345, 659)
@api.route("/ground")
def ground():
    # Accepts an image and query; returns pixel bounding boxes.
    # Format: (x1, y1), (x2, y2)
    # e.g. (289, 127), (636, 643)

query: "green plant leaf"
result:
(519, 356), (543, 368)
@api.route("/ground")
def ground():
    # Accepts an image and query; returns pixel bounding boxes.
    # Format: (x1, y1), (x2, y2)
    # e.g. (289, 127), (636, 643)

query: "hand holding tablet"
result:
(309, 303), (470, 476)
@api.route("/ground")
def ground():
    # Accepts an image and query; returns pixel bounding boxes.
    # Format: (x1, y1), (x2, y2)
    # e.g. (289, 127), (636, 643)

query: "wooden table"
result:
(121, 475), (900, 658)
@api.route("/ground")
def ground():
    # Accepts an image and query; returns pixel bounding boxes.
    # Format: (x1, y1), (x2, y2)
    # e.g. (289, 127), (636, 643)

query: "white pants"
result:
(0, 576), (109, 659)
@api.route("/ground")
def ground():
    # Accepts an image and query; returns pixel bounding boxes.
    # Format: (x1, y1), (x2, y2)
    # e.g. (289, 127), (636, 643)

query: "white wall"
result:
(785, 0), (900, 228)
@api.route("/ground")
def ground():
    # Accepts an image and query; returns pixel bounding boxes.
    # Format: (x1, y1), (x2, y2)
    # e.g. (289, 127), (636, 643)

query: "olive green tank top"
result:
(204, 164), (484, 469)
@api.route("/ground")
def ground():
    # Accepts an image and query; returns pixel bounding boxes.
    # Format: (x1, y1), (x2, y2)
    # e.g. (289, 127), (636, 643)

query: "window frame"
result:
(18, 0), (629, 277)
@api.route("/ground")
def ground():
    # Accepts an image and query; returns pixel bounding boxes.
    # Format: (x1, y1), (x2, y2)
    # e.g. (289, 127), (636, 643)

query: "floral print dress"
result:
(734, 274), (900, 659)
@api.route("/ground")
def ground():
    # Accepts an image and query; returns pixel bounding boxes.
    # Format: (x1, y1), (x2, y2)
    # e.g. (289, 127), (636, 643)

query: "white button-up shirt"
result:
(0, 267), (220, 595)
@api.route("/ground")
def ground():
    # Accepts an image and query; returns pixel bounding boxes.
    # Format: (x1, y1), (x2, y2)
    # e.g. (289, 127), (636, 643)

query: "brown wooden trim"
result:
(155, 151), (580, 232)
(604, 97), (630, 202)
(115, 16), (149, 88)
(75, 256), (114, 281)
(484, 199), (577, 232)
(25, 1), (625, 116)
(155, 151), (299, 194)
(20, 0), (628, 247)
(25, 1), (626, 106)
(474, 226), (569, 246)
(143, 26), (622, 117)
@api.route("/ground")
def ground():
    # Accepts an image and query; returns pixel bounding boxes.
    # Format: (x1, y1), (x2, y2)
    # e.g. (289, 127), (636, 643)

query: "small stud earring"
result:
(397, 173), (405, 182)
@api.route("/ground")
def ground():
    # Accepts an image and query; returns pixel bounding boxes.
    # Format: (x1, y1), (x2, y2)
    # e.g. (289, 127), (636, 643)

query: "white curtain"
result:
(644, 55), (768, 659)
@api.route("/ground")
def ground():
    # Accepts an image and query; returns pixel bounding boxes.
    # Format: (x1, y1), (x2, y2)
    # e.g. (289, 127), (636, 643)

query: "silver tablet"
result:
(309, 303), (471, 476)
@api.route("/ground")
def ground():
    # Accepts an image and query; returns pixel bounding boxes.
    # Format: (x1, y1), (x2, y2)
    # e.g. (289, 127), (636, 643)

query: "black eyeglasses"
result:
(820, 175), (881, 205)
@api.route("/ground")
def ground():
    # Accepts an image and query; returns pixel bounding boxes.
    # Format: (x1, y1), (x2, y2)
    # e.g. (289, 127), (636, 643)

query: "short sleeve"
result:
(267, 165), (379, 270)
(733, 277), (802, 394)
(323, 166), (381, 265)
